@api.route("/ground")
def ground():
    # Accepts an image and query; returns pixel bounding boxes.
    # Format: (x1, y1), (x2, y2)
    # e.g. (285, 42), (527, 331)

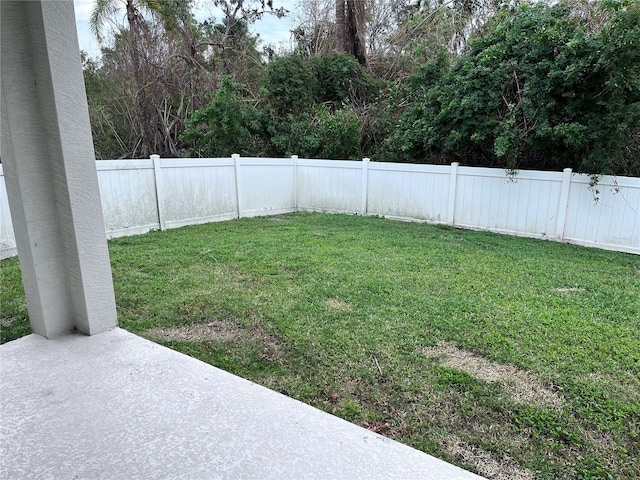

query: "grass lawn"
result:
(1, 212), (639, 479)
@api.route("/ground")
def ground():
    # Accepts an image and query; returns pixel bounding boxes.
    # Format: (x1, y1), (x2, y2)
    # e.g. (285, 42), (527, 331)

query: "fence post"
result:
(151, 154), (165, 231)
(555, 168), (572, 240)
(361, 157), (370, 215)
(291, 155), (298, 212)
(233, 154), (243, 218)
(447, 162), (459, 226)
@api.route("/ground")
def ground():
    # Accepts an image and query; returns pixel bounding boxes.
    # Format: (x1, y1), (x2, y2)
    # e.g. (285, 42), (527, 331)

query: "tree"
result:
(90, 0), (169, 156)
(294, 0), (395, 59)
(86, 0), (279, 158)
(336, 0), (346, 52)
(335, 0), (367, 66)
(345, 0), (367, 66)
(291, 0), (336, 56)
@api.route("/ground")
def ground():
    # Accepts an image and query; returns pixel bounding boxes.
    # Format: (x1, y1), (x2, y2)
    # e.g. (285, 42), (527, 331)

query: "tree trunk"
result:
(127, 0), (153, 157)
(336, 0), (346, 52)
(346, 0), (367, 67)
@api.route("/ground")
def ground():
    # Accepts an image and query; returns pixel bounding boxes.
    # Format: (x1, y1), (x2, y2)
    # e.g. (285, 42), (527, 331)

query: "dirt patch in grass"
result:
(444, 437), (533, 480)
(145, 319), (285, 363)
(553, 286), (585, 293)
(326, 298), (352, 311)
(146, 319), (243, 343)
(424, 342), (564, 410)
(1, 317), (16, 328)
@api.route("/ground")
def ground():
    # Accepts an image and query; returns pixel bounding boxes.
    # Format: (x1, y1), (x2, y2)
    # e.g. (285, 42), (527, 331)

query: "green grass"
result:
(2, 212), (639, 479)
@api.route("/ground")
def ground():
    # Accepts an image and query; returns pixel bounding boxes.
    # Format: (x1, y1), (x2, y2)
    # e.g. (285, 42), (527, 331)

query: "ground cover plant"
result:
(1, 212), (638, 479)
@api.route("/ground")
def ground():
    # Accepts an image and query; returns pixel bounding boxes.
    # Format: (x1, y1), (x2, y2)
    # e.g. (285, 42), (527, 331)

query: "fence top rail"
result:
(457, 166), (563, 182)
(369, 162), (451, 174)
(159, 158), (235, 168)
(96, 159), (154, 171)
(296, 158), (363, 169)
(569, 173), (640, 189)
(236, 157), (295, 166)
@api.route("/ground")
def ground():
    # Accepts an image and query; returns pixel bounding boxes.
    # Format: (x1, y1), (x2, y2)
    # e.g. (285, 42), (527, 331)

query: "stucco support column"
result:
(0, 1), (117, 338)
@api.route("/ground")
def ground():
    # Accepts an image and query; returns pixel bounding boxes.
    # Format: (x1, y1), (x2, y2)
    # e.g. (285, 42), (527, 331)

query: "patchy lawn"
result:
(2, 212), (639, 479)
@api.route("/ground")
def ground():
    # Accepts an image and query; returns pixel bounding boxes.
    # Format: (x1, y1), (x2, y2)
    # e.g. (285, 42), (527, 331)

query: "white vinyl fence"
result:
(1, 156), (638, 259)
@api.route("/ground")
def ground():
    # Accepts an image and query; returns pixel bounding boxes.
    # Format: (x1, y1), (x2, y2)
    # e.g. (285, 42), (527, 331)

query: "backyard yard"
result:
(1, 212), (638, 479)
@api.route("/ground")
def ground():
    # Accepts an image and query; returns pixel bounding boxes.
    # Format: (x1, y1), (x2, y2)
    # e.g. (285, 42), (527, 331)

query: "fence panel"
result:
(563, 175), (640, 253)
(158, 158), (237, 229)
(97, 160), (160, 238)
(367, 163), (451, 222)
(454, 168), (563, 239)
(296, 159), (363, 213)
(237, 157), (295, 217)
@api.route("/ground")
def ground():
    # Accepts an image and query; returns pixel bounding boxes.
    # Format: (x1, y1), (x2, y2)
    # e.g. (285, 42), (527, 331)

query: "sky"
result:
(73, 0), (297, 59)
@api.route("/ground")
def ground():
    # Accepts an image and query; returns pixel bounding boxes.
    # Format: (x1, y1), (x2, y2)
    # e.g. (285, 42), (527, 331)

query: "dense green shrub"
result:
(262, 53), (375, 159)
(181, 77), (267, 157)
(183, 73), (362, 160)
(270, 104), (362, 160)
(185, 53), (373, 159)
(313, 53), (375, 107)
(384, 0), (640, 175)
(263, 55), (319, 115)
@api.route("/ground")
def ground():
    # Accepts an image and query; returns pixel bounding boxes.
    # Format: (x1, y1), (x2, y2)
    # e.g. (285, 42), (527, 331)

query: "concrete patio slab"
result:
(1, 328), (485, 479)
